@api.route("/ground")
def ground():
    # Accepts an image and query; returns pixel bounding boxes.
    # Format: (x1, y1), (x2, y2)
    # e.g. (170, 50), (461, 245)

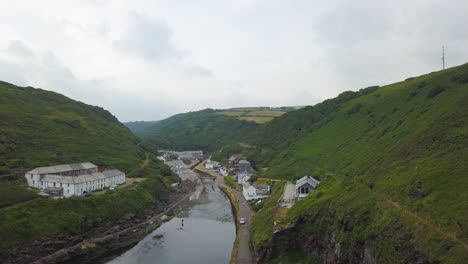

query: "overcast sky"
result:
(0, 0), (467, 122)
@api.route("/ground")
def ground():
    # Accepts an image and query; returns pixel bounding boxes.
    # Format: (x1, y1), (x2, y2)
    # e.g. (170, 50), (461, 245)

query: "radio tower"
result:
(442, 46), (445, 70)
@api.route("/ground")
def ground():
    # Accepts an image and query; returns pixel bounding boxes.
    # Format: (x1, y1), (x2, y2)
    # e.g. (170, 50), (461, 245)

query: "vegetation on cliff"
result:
(247, 64), (468, 263)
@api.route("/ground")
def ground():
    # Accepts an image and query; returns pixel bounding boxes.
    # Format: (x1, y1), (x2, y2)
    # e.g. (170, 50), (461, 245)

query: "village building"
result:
(205, 160), (221, 169)
(295, 175), (320, 200)
(219, 167), (229, 177)
(228, 154), (243, 167)
(164, 159), (197, 182)
(242, 182), (271, 201)
(170, 151), (204, 161)
(237, 172), (251, 184)
(239, 160), (253, 174)
(25, 163), (125, 197)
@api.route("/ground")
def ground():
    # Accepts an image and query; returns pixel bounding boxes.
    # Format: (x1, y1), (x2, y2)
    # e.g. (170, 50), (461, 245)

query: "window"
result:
(53, 183), (56, 187)
(41, 181), (43, 186)
(68, 184), (70, 187)
(60, 183), (62, 187)
(33, 180), (35, 185)
(67, 190), (70, 193)
(30, 175), (33, 179)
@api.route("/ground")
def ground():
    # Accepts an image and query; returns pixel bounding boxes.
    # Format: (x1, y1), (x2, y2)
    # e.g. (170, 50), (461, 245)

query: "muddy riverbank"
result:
(3, 180), (197, 264)
(105, 181), (235, 264)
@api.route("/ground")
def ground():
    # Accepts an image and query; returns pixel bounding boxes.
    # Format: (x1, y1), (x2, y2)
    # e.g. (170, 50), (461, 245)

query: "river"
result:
(106, 182), (236, 264)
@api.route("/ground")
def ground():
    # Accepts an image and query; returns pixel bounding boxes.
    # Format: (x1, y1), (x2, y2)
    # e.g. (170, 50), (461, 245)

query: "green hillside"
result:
(0, 81), (176, 257)
(128, 109), (260, 152)
(245, 64), (468, 263)
(125, 120), (160, 135)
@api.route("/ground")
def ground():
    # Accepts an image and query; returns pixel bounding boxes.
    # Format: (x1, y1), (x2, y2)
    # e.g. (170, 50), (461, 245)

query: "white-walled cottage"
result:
(295, 175), (320, 200)
(25, 163), (125, 197)
(242, 182), (271, 201)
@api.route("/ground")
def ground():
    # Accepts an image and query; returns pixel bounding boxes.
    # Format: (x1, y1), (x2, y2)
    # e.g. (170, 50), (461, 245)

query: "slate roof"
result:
(27, 162), (97, 175)
(254, 184), (271, 195)
(295, 175), (320, 190)
(102, 169), (125, 178)
(41, 172), (106, 184)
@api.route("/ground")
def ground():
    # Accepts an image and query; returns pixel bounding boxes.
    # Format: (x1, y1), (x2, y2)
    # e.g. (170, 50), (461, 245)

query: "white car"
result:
(239, 218), (246, 225)
(110, 185), (117, 190)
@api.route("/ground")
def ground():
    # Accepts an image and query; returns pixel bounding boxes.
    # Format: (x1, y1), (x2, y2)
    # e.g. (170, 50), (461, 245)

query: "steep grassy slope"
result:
(247, 64), (468, 263)
(0, 81), (146, 171)
(129, 109), (259, 152)
(0, 81), (177, 257)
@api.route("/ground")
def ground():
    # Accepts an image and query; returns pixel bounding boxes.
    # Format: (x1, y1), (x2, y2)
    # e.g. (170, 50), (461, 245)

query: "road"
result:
(198, 163), (255, 264)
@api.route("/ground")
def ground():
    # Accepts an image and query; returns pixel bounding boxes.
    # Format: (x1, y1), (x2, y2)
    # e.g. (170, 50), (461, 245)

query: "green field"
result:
(218, 107), (287, 123)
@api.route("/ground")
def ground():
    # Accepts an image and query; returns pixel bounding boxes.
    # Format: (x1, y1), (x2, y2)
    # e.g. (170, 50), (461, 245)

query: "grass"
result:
(0, 81), (178, 257)
(217, 108), (287, 124)
(225, 175), (241, 191)
(246, 110), (285, 117)
(244, 63), (468, 263)
(0, 183), (38, 208)
(250, 181), (286, 249)
(239, 116), (275, 124)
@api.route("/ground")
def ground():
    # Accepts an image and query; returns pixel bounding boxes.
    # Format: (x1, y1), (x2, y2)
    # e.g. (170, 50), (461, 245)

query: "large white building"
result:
(25, 162), (125, 197)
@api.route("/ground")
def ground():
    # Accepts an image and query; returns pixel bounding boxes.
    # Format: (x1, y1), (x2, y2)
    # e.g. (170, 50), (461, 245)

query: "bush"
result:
(427, 86), (448, 99)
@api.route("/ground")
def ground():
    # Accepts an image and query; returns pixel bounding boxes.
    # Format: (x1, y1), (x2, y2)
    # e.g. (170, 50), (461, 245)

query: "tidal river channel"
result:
(106, 182), (236, 264)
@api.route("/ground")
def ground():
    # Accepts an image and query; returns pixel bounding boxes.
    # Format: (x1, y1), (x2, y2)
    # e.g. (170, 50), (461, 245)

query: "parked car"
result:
(239, 217), (246, 224)
(81, 191), (92, 197)
(110, 185), (118, 190)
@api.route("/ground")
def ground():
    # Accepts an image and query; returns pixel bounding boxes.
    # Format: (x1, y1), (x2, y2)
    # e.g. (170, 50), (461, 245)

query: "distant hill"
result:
(125, 120), (160, 135)
(126, 109), (260, 152)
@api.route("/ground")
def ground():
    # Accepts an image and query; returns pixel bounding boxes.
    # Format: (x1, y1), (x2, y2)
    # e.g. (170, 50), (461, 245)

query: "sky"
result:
(0, 0), (467, 122)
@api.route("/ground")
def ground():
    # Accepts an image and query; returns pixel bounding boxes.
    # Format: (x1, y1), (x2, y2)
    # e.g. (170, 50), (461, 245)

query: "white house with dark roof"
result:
(295, 175), (320, 200)
(242, 182), (271, 201)
(25, 163), (125, 197)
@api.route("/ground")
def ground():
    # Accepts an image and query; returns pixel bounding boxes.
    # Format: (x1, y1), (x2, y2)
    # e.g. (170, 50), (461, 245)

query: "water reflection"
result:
(107, 183), (235, 264)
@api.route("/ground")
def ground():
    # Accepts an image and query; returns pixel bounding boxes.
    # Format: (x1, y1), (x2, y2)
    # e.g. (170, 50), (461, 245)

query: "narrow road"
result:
(198, 163), (255, 264)
(234, 189), (254, 264)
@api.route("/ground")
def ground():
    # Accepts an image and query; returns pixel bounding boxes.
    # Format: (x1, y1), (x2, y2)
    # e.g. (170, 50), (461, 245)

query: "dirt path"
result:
(199, 163), (255, 264)
(377, 193), (468, 250)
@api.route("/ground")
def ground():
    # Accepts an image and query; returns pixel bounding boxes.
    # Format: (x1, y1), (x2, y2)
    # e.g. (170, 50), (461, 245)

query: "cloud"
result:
(7, 40), (35, 59)
(1, 1), (468, 122)
(182, 65), (214, 79)
(114, 11), (181, 62)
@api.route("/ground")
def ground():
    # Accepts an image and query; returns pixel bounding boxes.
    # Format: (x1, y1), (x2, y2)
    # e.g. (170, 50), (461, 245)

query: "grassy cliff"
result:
(0, 81), (146, 171)
(247, 64), (468, 263)
(0, 81), (177, 257)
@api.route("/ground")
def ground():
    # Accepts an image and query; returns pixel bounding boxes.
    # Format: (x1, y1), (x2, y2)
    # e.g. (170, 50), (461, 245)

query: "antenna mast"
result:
(442, 46), (445, 70)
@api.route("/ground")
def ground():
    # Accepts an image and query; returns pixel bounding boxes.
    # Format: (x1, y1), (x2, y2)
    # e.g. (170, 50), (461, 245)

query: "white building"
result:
(295, 175), (320, 200)
(205, 160), (221, 169)
(242, 182), (271, 201)
(219, 167), (229, 177)
(25, 163), (125, 197)
(237, 172), (251, 184)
